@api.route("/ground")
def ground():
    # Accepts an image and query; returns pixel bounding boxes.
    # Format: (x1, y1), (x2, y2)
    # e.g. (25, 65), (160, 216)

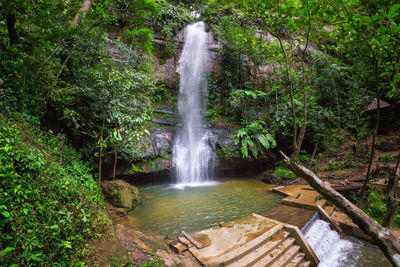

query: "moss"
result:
(110, 187), (123, 207)
(102, 180), (141, 211)
(132, 186), (142, 206)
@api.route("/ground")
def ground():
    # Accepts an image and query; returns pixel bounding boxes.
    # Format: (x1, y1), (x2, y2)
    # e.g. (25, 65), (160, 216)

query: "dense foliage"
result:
(0, 0), (191, 265)
(0, 0), (194, 173)
(1, 0), (400, 263)
(203, 0), (400, 154)
(0, 114), (108, 265)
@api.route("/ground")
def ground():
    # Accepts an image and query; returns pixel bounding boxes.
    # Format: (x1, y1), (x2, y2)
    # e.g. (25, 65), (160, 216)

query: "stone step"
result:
(299, 260), (311, 267)
(281, 198), (321, 210)
(286, 252), (305, 267)
(324, 205), (335, 216)
(252, 237), (296, 267)
(282, 198), (327, 210)
(226, 231), (290, 267)
(206, 223), (285, 266)
(315, 199), (327, 208)
(269, 244), (300, 267)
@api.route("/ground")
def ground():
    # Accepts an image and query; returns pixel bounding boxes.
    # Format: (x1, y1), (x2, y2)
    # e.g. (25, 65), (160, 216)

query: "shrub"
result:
(274, 167), (296, 179)
(379, 154), (395, 163)
(0, 115), (109, 265)
(366, 185), (400, 227)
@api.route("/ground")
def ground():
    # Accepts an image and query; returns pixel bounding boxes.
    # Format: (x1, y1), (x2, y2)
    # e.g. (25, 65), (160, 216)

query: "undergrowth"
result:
(367, 185), (400, 228)
(0, 114), (109, 265)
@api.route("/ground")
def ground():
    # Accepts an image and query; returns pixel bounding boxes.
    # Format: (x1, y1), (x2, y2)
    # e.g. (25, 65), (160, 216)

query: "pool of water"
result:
(128, 179), (282, 236)
(344, 236), (391, 267)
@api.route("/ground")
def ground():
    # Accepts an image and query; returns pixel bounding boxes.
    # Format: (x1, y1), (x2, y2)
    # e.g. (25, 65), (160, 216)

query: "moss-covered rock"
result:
(102, 180), (141, 211)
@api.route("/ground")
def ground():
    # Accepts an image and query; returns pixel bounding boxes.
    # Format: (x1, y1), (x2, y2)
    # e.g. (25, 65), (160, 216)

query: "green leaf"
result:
(0, 247), (15, 257)
(255, 134), (270, 150)
(388, 4), (400, 19)
(29, 253), (42, 261)
(241, 138), (249, 158)
(247, 139), (258, 157)
(1, 210), (10, 218)
(265, 134), (277, 148)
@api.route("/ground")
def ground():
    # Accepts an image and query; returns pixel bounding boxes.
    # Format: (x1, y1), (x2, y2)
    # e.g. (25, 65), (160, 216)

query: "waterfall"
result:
(302, 214), (355, 267)
(173, 22), (214, 188)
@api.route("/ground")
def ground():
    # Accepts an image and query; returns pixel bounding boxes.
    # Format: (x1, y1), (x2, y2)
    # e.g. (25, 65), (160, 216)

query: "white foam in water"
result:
(303, 218), (354, 267)
(173, 21), (214, 187)
(190, 11), (201, 18)
(171, 181), (219, 190)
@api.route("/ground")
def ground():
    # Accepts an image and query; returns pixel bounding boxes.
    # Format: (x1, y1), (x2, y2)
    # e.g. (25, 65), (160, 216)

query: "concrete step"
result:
(269, 244), (300, 267)
(252, 237), (296, 267)
(315, 199), (327, 208)
(324, 205), (335, 216)
(207, 223), (285, 265)
(286, 252), (305, 267)
(226, 231), (290, 267)
(299, 260), (311, 267)
(281, 198), (319, 210)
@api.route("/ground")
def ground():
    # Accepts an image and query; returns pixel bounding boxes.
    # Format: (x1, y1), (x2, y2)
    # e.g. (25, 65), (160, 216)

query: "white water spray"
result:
(173, 22), (214, 187)
(302, 214), (355, 267)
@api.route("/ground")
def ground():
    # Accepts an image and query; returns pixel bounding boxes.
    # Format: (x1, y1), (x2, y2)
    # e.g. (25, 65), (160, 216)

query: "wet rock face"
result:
(152, 26), (223, 91)
(152, 55), (180, 89)
(102, 180), (141, 211)
(209, 126), (236, 153)
(151, 132), (172, 157)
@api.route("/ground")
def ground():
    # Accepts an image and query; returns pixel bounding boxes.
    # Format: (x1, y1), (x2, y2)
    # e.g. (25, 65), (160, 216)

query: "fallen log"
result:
(181, 230), (203, 249)
(332, 184), (363, 192)
(281, 151), (400, 267)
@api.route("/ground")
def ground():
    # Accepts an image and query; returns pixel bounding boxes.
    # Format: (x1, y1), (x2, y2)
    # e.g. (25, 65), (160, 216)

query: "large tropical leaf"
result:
(241, 138), (249, 158)
(265, 133), (277, 148)
(247, 138), (258, 157)
(255, 134), (270, 150)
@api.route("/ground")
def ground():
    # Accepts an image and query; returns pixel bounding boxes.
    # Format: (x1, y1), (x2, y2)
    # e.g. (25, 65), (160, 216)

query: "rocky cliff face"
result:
(129, 107), (237, 176)
(139, 25), (235, 172)
(114, 25), (277, 181)
(152, 26), (223, 90)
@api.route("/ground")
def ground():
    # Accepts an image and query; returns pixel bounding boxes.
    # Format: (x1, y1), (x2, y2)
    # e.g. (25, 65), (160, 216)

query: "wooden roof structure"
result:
(367, 98), (391, 111)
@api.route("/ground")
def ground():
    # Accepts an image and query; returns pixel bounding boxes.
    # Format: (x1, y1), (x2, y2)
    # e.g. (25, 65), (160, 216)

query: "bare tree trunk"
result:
(98, 114), (105, 186)
(113, 145), (118, 180)
(382, 151), (400, 228)
(281, 151), (400, 267)
(276, 37), (297, 159)
(308, 139), (319, 169)
(293, 4), (311, 160)
(358, 57), (380, 207)
(72, 0), (93, 25)
(48, 52), (73, 97)
(256, 22), (298, 158)
(60, 134), (65, 168)
(6, 13), (18, 45)
(293, 60), (307, 160)
(334, 87), (341, 128)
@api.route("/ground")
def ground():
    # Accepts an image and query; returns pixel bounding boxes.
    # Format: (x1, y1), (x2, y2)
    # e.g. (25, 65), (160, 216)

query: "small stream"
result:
(128, 178), (281, 236)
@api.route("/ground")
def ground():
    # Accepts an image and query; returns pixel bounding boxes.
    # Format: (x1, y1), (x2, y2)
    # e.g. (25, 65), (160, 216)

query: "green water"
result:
(129, 179), (282, 236)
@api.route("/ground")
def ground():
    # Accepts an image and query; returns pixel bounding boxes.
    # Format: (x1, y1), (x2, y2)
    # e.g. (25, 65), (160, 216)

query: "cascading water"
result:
(302, 213), (355, 267)
(173, 22), (214, 187)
